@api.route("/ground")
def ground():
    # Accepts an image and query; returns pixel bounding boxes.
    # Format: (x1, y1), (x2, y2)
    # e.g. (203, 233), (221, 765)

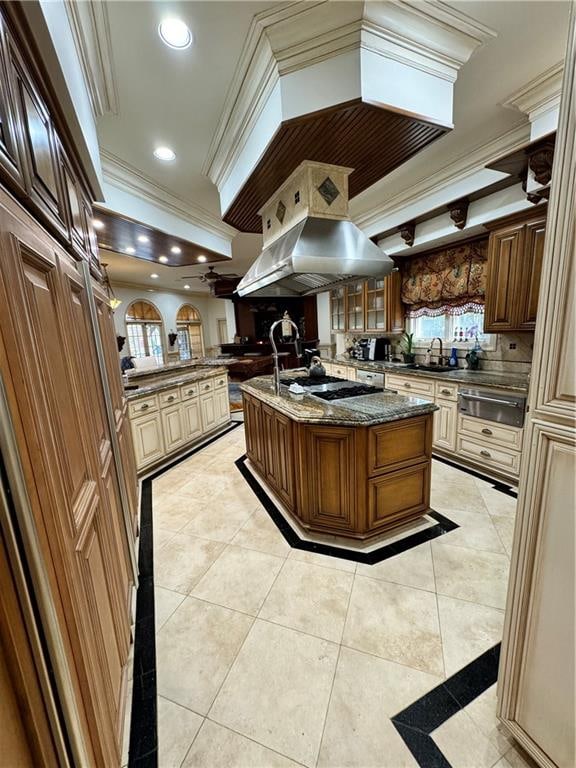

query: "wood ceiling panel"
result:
(93, 207), (229, 267)
(223, 100), (449, 233)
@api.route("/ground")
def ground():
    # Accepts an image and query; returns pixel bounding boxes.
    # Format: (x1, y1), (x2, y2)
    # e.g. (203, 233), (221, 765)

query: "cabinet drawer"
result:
(458, 415), (523, 451)
(180, 382), (199, 400)
(213, 374), (228, 390)
(198, 378), (214, 395)
(435, 381), (458, 401)
(386, 374), (435, 399)
(128, 395), (158, 418)
(333, 364), (354, 379)
(159, 388), (180, 408)
(456, 435), (521, 475)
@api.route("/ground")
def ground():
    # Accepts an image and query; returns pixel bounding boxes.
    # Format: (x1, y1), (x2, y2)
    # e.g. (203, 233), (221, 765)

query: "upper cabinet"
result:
(0, 7), (98, 269)
(484, 209), (547, 333)
(330, 273), (405, 334)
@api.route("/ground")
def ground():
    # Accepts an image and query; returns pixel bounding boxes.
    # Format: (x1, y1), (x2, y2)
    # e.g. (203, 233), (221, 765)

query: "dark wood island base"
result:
(242, 391), (434, 540)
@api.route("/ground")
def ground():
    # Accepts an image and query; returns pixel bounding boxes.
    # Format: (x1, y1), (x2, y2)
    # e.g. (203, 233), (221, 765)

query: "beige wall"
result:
(110, 284), (232, 358)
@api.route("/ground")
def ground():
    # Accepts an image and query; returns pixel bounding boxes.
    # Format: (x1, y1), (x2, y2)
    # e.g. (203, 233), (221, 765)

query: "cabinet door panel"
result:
(385, 271), (405, 333)
(0, 17), (22, 185)
(484, 227), (523, 332)
(161, 403), (185, 453)
(200, 392), (217, 432)
(182, 398), (202, 441)
(215, 388), (230, 423)
(433, 399), (457, 452)
(517, 220), (546, 330)
(131, 413), (164, 469)
(244, 395), (265, 475)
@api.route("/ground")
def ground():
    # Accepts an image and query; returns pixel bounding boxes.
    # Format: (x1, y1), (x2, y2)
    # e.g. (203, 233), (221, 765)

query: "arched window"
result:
(125, 300), (164, 364)
(176, 304), (204, 360)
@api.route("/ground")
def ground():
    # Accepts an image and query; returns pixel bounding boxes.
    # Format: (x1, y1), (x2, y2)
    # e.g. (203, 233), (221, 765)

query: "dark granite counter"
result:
(324, 357), (530, 394)
(240, 374), (437, 427)
(125, 367), (227, 400)
(125, 357), (237, 380)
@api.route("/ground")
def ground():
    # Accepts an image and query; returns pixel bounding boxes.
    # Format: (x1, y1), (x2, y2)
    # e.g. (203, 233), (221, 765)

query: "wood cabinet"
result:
(484, 209), (547, 332)
(129, 374), (230, 472)
(330, 274), (405, 334)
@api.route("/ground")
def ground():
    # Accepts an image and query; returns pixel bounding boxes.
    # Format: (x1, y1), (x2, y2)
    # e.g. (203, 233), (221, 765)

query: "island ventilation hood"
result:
(236, 161), (394, 297)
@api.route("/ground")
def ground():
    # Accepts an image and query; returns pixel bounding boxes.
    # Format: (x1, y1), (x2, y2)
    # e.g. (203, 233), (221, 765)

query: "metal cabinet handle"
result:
(204, 384), (210, 390)
(140, 403), (149, 410)
(480, 450), (491, 457)
(186, 390), (195, 395)
(218, 379), (224, 385)
(481, 428), (493, 436)
(441, 389), (451, 395)
(167, 395), (175, 401)
(461, 393), (520, 407)
(404, 383), (411, 388)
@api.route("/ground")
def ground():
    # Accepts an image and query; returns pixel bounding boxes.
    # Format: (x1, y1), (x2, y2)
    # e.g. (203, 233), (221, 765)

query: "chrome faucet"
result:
(430, 337), (444, 366)
(269, 317), (300, 395)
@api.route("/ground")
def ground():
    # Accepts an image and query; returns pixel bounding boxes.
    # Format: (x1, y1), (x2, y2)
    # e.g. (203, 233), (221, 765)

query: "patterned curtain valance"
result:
(401, 239), (488, 317)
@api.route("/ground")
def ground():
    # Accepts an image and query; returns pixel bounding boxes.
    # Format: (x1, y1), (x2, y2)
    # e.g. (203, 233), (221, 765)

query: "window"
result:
(409, 309), (494, 348)
(125, 300), (164, 364)
(176, 304), (204, 360)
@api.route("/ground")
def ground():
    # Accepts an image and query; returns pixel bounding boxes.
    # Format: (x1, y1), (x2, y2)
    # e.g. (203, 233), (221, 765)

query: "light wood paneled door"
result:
(0, 194), (133, 765)
(497, 14), (576, 768)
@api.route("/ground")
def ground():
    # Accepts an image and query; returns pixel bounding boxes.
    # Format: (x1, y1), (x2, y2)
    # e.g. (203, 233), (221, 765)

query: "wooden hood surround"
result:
(203, 1), (496, 233)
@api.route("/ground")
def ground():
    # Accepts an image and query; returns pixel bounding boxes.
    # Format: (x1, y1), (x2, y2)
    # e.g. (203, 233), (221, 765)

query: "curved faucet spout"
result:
(269, 318), (300, 395)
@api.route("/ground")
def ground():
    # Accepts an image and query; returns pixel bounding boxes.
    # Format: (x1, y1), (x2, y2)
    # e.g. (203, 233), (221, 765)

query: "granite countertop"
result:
(125, 367), (227, 400)
(325, 357), (530, 394)
(240, 375), (437, 427)
(125, 357), (238, 380)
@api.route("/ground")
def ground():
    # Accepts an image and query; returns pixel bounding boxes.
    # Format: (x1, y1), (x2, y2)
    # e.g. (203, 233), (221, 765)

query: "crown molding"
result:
(64, 0), (118, 117)
(101, 149), (237, 242)
(502, 61), (564, 121)
(204, 0), (495, 194)
(353, 122), (531, 235)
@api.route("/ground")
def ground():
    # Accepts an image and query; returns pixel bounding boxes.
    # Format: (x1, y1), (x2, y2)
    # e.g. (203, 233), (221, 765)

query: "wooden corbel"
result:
(448, 198), (469, 229)
(399, 221), (416, 247)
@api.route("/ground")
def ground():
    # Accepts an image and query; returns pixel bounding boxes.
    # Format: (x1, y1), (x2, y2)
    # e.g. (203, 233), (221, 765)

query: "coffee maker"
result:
(354, 338), (390, 361)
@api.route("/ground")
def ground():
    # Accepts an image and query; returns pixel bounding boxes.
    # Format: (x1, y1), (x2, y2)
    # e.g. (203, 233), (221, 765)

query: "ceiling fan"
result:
(181, 266), (240, 284)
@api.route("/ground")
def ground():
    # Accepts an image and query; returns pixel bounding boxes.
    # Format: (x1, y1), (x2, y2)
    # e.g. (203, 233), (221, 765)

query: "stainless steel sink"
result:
(405, 364), (454, 373)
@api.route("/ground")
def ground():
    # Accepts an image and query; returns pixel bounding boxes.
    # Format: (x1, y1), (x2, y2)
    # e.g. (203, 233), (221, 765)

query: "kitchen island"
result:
(241, 374), (437, 540)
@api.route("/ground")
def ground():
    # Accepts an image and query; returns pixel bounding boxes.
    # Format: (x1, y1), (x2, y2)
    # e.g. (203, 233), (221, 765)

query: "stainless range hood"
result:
(236, 216), (394, 297)
(235, 161), (394, 298)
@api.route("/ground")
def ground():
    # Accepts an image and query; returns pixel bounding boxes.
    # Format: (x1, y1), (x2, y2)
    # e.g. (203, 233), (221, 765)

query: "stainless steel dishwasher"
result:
(458, 388), (527, 427)
(356, 369), (385, 389)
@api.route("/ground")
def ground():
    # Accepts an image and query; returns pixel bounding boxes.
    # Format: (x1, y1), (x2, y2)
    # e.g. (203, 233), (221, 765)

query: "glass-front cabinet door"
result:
(346, 281), (365, 331)
(330, 286), (346, 331)
(365, 277), (386, 331)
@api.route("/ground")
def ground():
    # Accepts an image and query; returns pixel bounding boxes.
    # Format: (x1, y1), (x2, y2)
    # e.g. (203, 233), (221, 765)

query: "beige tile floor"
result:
(128, 424), (538, 768)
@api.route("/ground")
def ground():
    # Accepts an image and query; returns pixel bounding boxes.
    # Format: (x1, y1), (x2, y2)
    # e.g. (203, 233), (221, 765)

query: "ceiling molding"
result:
(100, 149), (237, 242)
(64, 0), (119, 117)
(502, 61), (564, 121)
(203, 0), (495, 194)
(352, 122), (530, 235)
(109, 279), (213, 298)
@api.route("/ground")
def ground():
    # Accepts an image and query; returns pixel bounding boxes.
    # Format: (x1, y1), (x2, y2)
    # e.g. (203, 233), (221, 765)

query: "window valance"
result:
(401, 239), (488, 317)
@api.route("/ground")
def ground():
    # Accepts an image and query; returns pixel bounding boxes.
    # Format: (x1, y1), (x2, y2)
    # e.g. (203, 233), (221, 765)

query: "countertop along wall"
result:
(110, 284), (233, 358)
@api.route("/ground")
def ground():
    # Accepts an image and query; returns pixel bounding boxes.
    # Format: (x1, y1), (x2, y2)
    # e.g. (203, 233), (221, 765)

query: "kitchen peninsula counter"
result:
(126, 366), (228, 399)
(241, 374), (437, 540)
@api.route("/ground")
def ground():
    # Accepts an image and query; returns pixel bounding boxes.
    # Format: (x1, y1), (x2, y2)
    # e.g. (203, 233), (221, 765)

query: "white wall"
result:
(111, 284), (230, 357)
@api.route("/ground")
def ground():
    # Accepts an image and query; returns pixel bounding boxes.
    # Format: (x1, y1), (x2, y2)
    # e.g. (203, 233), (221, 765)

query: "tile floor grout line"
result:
(430, 544), (447, 680)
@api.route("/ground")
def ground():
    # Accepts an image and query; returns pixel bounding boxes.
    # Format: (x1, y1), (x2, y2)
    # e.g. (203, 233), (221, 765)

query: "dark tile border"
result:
(391, 643), (501, 768)
(433, 454), (518, 499)
(235, 454), (459, 565)
(127, 422), (241, 767)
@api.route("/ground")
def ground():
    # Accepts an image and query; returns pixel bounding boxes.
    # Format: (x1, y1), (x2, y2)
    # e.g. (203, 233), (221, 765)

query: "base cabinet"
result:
(161, 403), (186, 453)
(131, 412), (165, 468)
(182, 398), (202, 441)
(433, 398), (457, 452)
(200, 392), (217, 432)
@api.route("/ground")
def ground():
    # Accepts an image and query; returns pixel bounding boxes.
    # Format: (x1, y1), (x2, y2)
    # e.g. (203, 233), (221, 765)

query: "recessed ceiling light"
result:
(159, 18), (192, 50)
(137, 234), (150, 244)
(158, 255), (168, 263)
(184, 284), (190, 289)
(153, 146), (176, 162)
(150, 273), (159, 279)
(170, 245), (182, 255)
(125, 246), (135, 254)
(197, 254), (207, 263)
(92, 218), (105, 230)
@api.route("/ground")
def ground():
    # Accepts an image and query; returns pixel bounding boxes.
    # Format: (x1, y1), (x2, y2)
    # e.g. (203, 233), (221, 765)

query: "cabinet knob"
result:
(204, 384), (210, 390)
(187, 390), (194, 395)
(481, 428), (493, 436)
(480, 449), (491, 458)
(140, 403), (149, 410)
(167, 395), (175, 401)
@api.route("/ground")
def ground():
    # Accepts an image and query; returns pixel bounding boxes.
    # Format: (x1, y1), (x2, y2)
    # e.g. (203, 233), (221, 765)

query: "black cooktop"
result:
(281, 375), (344, 386)
(312, 384), (379, 401)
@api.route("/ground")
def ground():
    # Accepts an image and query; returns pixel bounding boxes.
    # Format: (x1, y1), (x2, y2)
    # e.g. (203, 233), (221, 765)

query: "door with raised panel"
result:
(484, 225), (523, 332)
(182, 398), (202, 441)
(215, 387), (230, 424)
(0, 15), (22, 186)
(433, 399), (457, 452)
(131, 412), (164, 469)
(517, 219), (546, 330)
(0, 231), (129, 765)
(200, 392), (217, 432)
(161, 403), (185, 453)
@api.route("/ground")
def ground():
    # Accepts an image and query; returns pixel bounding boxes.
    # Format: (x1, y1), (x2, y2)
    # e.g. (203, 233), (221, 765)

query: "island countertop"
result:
(240, 375), (437, 427)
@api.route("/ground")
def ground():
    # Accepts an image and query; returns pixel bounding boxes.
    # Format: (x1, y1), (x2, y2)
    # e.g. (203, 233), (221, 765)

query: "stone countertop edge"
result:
(324, 357), (530, 393)
(240, 376), (438, 427)
(125, 357), (239, 380)
(125, 367), (228, 400)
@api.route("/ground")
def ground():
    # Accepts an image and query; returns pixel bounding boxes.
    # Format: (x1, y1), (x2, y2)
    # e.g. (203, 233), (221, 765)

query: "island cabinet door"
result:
(243, 394), (266, 476)
(299, 425), (357, 534)
(261, 405), (295, 510)
(368, 415), (432, 476)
